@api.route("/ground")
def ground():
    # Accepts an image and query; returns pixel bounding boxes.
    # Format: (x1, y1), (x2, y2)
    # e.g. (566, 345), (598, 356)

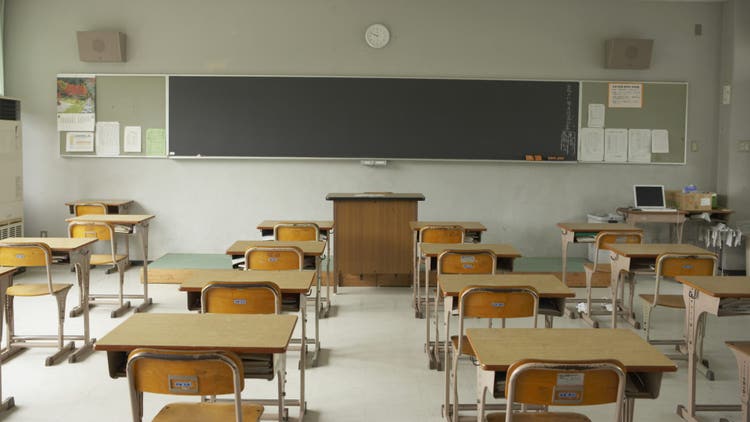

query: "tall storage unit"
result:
(0, 97), (23, 239)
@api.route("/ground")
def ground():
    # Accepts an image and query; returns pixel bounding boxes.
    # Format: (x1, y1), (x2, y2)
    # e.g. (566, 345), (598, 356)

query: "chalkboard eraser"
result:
(169, 151), (175, 156)
(525, 154), (542, 161)
(525, 155), (534, 161)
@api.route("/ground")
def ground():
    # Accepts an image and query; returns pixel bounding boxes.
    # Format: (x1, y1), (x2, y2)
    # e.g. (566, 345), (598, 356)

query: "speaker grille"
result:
(0, 98), (21, 121)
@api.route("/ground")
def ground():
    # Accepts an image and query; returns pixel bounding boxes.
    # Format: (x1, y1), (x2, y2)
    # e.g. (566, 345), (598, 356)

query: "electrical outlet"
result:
(690, 141), (699, 152)
(40, 230), (48, 237)
(739, 140), (750, 152)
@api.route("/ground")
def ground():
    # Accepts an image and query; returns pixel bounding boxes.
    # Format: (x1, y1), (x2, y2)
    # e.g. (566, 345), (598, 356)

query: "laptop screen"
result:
(634, 185), (665, 208)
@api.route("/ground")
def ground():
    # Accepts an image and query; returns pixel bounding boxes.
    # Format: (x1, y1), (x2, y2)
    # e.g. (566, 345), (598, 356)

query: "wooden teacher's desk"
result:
(327, 193), (424, 287)
(606, 243), (713, 328)
(419, 243), (521, 368)
(0, 267), (16, 412)
(257, 219), (335, 311)
(65, 199), (134, 215)
(66, 214), (155, 313)
(96, 313), (299, 421)
(0, 237), (97, 363)
(618, 208), (733, 244)
(674, 276), (750, 422)
(556, 222), (641, 285)
(439, 274), (574, 418)
(467, 328), (677, 422)
(225, 240), (325, 365)
(410, 221), (487, 317)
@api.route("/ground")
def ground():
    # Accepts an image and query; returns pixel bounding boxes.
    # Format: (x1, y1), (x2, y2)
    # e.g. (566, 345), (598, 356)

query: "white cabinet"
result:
(0, 97), (23, 239)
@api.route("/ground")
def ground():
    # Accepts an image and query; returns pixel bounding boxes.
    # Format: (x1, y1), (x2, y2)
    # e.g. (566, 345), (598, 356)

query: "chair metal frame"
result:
(497, 359), (627, 422)
(580, 231), (644, 328)
(450, 285), (539, 422)
(73, 202), (131, 273)
(0, 242), (75, 366)
(415, 225), (465, 319)
(641, 253), (717, 365)
(126, 348), (259, 422)
(68, 221), (131, 318)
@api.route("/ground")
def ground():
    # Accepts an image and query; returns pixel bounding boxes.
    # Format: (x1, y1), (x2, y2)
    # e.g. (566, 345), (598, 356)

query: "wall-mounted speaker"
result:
(605, 38), (653, 69)
(77, 31), (126, 62)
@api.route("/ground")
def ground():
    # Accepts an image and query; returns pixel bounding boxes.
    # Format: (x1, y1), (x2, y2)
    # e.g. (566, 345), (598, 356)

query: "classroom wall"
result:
(4, 0), (728, 258)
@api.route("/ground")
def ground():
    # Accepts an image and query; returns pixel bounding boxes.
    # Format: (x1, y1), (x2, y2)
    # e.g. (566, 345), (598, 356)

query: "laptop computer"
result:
(633, 185), (676, 212)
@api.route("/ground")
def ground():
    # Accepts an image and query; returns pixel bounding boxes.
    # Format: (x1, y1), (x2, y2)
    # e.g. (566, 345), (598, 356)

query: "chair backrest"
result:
(504, 359), (626, 422)
(273, 223), (320, 241)
(244, 246), (304, 271)
(419, 225), (464, 244)
(456, 286), (539, 359)
(127, 348), (246, 422)
(73, 202), (107, 216)
(0, 242), (54, 294)
(437, 249), (496, 275)
(656, 253), (718, 278)
(593, 231), (643, 272)
(69, 221), (115, 241)
(201, 281), (282, 314)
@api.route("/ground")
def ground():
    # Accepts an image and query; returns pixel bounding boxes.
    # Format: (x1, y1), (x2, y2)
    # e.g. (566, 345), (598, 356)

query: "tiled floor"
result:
(0, 266), (747, 421)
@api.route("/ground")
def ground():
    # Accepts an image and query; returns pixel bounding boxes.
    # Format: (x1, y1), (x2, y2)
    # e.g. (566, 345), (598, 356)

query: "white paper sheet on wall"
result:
(587, 104), (605, 128)
(628, 129), (652, 163)
(651, 129), (669, 153)
(123, 126), (142, 152)
(65, 132), (94, 152)
(579, 128), (605, 162)
(95, 121), (120, 156)
(604, 128), (628, 162)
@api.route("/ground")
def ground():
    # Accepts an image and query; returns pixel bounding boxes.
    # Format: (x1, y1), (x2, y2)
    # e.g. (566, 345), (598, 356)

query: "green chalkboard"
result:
(579, 81), (687, 164)
(59, 75), (167, 157)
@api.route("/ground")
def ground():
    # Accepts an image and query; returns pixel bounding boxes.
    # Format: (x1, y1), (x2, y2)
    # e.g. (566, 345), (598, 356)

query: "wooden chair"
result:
(244, 246), (304, 271)
(0, 242), (75, 366)
(484, 359), (626, 422)
(437, 249), (497, 275)
(451, 286), (539, 422)
(639, 253), (717, 360)
(127, 348), (263, 422)
(73, 201), (131, 273)
(416, 225), (465, 318)
(273, 223), (320, 242)
(201, 281), (282, 315)
(580, 231), (643, 328)
(68, 221), (131, 317)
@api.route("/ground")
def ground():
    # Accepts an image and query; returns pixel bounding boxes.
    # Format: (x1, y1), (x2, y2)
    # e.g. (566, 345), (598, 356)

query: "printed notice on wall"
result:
(651, 129), (669, 153)
(579, 128), (604, 162)
(587, 104), (605, 128)
(57, 75), (96, 131)
(65, 132), (94, 152)
(123, 126), (142, 153)
(95, 121), (120, 156)
(628, 129), (652, 163)
(145, 128), (167, 156)
(608, 83), (643, 108)
(604, 128), (628, 162)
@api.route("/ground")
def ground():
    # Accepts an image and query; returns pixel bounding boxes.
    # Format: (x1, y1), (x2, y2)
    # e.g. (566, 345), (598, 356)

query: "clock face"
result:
(365, 24), (390, 49)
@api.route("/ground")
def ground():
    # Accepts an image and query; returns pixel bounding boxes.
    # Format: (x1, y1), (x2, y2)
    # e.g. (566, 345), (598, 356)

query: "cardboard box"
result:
(666, 190), (714, 211)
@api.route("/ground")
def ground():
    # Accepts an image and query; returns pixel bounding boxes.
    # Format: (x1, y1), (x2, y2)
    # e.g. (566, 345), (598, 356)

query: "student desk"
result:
(439, 274), (574, 417)
(65, 199), (134, 214)
(0, 267), (16, 412)
(409, 221), (487, 318)
(179, 269), (317, 375)
(66, 214), (156, 313)
(674, 276), (750, 422)
(466, 328), (677, 422)
(606, 243), (712, 328)
(257, 220), (335, 313)
(0, 237), (97, 363)
(726, 341), (750, 422)
(556, 222), (641, 285)
(95, 313), (299, 422)
(226, 240), (325, 365)
(419, 243), (521, 368)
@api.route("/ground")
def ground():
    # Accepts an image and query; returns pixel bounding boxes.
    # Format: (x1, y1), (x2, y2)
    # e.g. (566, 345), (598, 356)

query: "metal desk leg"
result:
(433, 279), (443, 371)
(311, 256), (321, 366)
(425, 257), (437, 369)
(412, 231), (418, 312)
(0, 273), (15, 411)
(443, 296), (453, 421)
(69, 247), (95, 363)
(561, 230), (569, 285)
(135, 222), (153, 313)
(299, 293), (307, 419)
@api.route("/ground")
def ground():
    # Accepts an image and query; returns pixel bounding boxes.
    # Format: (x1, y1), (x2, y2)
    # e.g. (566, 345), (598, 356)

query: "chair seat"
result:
(583, 262), (611, 273)
(486, 411), (591, 422)
(450, 335), (475, 356)
(639, 293), (685, 308)
(90, 254), (127, 266)
(154, 402), (263, 422)
(6, 283), (73, 297)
